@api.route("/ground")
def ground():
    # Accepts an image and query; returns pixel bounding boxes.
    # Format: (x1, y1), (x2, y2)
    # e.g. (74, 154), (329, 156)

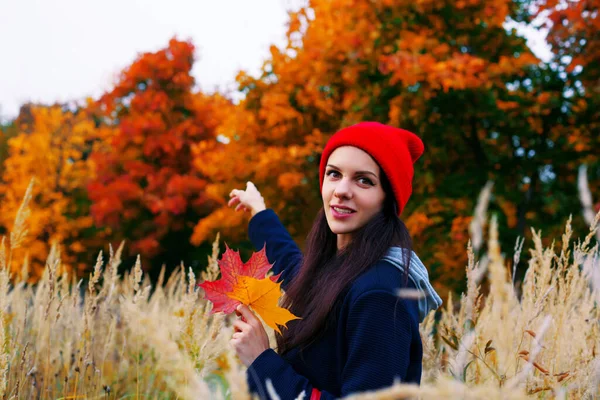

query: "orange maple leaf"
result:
(228, 276), (300, 334)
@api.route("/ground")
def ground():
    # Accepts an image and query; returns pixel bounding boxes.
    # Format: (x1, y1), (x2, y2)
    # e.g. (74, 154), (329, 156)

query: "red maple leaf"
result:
(198, 244), (280, 314)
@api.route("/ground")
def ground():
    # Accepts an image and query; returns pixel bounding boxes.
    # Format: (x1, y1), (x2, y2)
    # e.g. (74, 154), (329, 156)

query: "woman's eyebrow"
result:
(326, 164), (378, 178)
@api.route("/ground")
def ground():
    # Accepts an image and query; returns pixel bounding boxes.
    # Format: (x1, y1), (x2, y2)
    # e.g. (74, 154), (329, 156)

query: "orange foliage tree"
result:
(535, 0), (599, 85)
(507, 0), (600, 253)
(190, 0), (538, 295)
(194, 0), (599, 296)
(537, 0), (600, 150)
(0, 104), (109, 280)
(88, 38), (232, 277)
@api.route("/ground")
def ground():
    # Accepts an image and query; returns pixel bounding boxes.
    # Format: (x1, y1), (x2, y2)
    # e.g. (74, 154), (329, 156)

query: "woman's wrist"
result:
(250, 203), (266, 217)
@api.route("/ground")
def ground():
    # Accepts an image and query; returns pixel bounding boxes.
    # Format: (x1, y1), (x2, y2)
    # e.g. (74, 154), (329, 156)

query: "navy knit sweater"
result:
(246, 209), (422, 399)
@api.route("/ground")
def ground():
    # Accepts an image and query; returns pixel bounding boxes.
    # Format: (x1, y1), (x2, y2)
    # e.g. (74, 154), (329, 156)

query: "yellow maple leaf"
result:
(228, 276), (300, 334)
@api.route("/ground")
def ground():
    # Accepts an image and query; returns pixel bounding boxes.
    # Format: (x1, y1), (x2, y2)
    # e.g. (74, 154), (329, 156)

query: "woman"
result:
(228, 122), (442, 399)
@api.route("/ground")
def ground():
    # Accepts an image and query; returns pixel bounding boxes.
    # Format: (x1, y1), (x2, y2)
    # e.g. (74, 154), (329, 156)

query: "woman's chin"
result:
(327, 221), (356, 235)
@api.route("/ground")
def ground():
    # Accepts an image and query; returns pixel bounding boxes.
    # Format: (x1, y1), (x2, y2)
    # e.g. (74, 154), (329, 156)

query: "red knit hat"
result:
(319, 122), (424, 216)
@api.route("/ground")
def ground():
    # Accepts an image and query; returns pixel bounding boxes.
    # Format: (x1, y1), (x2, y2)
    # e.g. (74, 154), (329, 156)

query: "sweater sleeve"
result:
(248, 209), (303, 290)
(246, 290), (415, 399)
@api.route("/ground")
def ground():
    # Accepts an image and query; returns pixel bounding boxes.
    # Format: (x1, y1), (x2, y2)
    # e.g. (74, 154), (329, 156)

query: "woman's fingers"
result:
(228, 196), (240, 207)
(235, 203), (249, 212)
(229, 182), (263, 214)
(229, 193), (250, 212)
(233, 319), (250, 333)
(236, 305), (258, 326)
(234, 309), (247, 322)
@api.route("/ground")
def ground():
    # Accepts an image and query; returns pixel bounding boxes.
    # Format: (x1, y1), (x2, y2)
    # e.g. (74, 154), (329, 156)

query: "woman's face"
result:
(322, 146), (386, 249)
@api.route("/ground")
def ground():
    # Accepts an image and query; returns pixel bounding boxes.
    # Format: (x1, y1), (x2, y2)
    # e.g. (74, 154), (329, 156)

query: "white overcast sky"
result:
(0, 0), (550, 121)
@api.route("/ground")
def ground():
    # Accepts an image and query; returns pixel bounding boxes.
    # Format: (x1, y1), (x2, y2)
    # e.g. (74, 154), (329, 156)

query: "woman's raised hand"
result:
(228, 181), (266, 217)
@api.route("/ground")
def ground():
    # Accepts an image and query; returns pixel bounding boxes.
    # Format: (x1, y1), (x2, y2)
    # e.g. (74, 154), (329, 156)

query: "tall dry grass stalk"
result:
(469, 180), (494, 253)
(578, 164), (600, 243)
(0, 180), (598, 399)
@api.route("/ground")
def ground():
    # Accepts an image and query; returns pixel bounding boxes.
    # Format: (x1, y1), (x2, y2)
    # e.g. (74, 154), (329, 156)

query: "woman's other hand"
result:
(228, 181), (266, 217)
(230, 304), (271, 367)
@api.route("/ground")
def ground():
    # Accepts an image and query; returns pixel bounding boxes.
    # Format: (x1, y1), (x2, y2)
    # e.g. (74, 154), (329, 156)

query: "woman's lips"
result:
(331, 206), (355, 219)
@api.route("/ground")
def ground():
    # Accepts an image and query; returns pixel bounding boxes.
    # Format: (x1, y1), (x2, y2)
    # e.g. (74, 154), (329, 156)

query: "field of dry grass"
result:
(0, 182), (598, 399)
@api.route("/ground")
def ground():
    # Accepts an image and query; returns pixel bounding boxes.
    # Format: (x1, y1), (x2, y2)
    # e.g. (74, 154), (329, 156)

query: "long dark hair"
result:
(276, 172), (414, 354)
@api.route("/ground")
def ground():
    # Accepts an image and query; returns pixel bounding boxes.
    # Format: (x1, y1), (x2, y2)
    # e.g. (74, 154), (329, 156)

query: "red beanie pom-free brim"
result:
(319, 122), (424, 216)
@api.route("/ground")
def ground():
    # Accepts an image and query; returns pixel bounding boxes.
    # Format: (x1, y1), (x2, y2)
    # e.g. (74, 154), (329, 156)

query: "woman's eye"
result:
(358, 177), (374, 186)
(326, 170), (340, 178)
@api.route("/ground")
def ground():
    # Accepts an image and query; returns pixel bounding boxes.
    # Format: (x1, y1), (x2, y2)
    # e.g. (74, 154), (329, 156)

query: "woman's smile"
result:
(331, 205), (356, 218)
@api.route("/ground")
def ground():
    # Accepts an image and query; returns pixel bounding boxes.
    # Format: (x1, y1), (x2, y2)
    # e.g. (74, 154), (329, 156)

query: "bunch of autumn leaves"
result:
(199, 246), (299, 334)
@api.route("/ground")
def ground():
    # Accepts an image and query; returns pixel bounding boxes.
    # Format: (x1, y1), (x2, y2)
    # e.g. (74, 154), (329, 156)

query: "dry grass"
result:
(0, 191), (246, 399)
(0, 181), (598, 399)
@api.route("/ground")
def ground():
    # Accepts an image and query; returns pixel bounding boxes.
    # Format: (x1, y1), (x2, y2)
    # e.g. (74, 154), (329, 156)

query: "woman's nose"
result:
(334, 178), (352, 199)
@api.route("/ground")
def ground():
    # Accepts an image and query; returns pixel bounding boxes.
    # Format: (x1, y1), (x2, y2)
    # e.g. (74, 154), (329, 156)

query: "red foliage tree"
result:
(88, 38), (231, 274)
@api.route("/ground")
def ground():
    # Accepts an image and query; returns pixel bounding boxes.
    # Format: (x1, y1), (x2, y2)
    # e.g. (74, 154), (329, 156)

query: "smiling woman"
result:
(228, 122), (442, 399)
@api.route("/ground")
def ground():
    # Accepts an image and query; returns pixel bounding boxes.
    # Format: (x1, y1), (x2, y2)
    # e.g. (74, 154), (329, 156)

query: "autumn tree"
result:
(525, 0), (600, 235)
(88, 38), (232, 278)
(0, 104), (109, 280)
(194, 0), (599, 296)
(535, 0), (599, 87)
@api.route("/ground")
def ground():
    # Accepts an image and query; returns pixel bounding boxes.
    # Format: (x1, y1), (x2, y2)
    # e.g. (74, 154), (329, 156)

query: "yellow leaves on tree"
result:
(0, 105), (109, 281)
(189, 105), (325, 246)
(405, 211), (436, 238)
